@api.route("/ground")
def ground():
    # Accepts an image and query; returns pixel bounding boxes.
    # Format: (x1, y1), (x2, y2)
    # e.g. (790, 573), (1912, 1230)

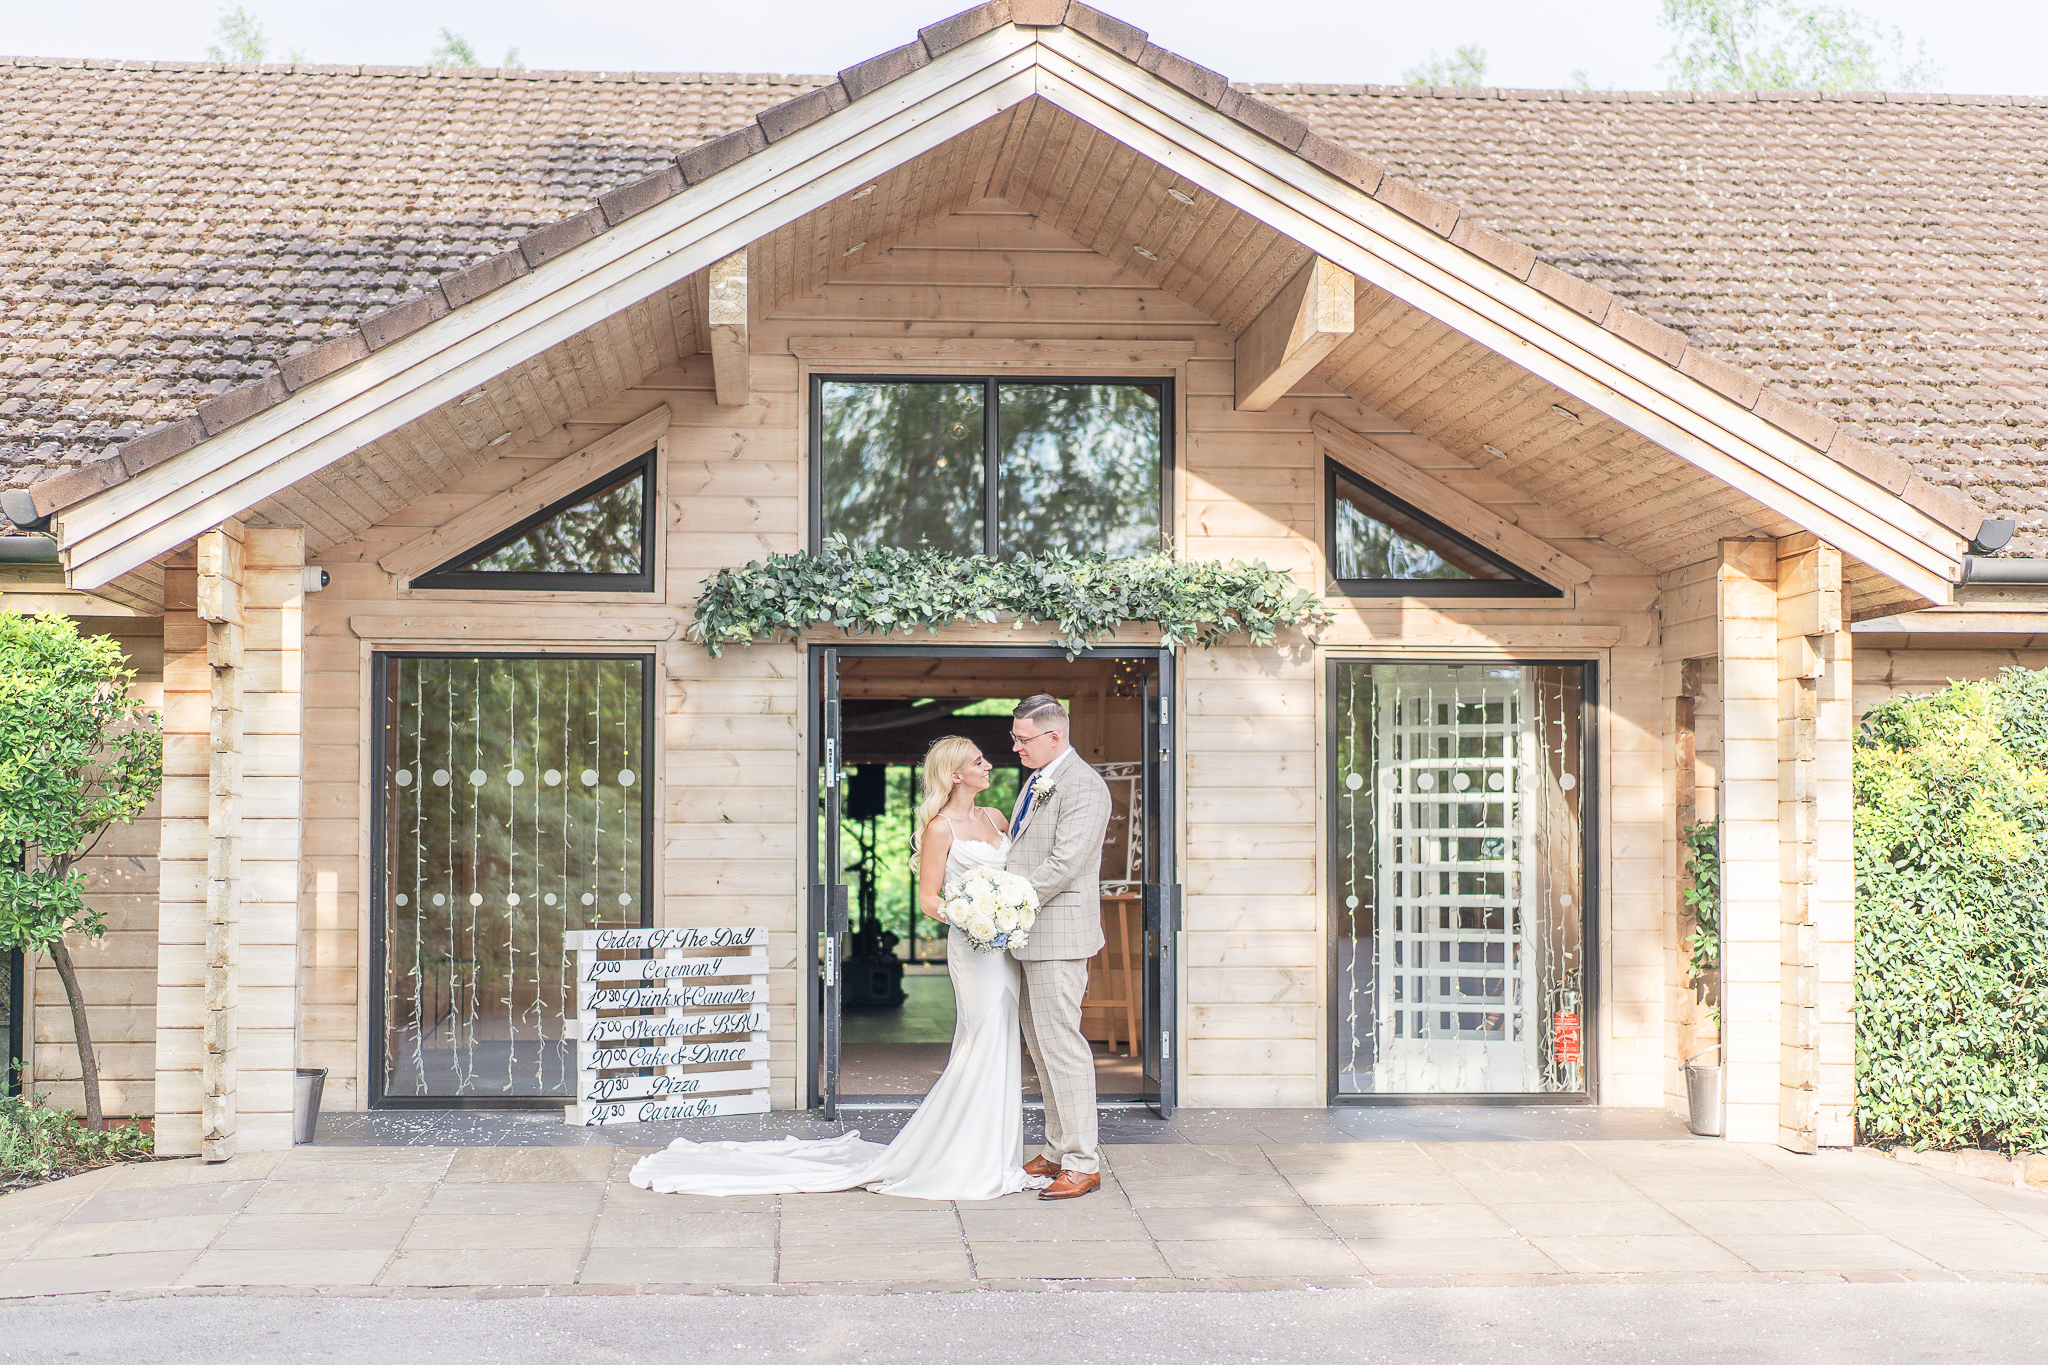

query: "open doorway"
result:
(810, 649), (1175, 1112)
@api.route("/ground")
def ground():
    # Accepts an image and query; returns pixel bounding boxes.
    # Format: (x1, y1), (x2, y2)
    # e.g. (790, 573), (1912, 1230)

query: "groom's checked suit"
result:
(1006, 749), (1113, 1177)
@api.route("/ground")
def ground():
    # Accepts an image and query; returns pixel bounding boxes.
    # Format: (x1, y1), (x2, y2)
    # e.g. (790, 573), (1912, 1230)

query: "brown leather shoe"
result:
(1023, 1155), (1062, 1179)
(1038, 1169), (1101, 1200)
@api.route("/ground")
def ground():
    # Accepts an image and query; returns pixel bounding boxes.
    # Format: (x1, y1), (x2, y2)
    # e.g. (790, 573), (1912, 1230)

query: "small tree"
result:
(1659, 0), (1940, 91)
(0, 612), (163, 1131)
(1403, 44), (1489, 87)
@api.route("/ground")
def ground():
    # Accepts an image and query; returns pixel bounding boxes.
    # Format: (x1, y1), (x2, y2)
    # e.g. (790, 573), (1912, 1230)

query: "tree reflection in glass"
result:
(461, 469), (646, 575)
(820, 381), (984, 555)
(999, 383), (1162, 559)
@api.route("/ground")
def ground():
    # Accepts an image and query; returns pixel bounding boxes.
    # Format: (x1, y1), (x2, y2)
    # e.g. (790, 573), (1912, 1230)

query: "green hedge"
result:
(1854, 667), (2048, 1151)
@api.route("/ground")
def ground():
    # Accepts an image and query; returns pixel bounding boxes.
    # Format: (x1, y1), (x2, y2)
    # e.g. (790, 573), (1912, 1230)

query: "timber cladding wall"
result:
(293, 198), (1664, 1111)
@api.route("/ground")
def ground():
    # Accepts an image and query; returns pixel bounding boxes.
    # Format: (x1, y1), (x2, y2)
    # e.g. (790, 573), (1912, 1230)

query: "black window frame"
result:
(1325, 459), (1560, 599)
(367, 649), (658, 1110)
(411, 451), (657, 593)
(808, 374), (1174, 558)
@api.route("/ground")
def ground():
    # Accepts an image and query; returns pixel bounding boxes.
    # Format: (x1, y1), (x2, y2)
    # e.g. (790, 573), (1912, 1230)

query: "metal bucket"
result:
(1684, 1045), (1722, 1137)
(293, 1067), (328, 1145)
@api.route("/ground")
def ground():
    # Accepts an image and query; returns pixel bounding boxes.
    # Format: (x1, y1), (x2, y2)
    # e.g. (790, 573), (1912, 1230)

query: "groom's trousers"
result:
(1017, 957), (1099, 1175)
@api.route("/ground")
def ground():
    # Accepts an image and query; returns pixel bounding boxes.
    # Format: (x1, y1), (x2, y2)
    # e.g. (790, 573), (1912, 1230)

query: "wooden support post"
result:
(1715, 540), (1779, 1144)
(196, 519), (245, 1162)
(1776, 535), (1847, 1151)
(1234, 256), (1354, 411)
(709, 248), (749, 408)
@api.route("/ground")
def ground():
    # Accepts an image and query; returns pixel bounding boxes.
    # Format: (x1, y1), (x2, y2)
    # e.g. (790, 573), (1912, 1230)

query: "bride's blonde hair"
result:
(911, 735), (981, 853)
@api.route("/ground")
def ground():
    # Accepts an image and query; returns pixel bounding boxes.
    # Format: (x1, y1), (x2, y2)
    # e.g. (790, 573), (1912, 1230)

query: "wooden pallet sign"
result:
(562, 926), (771, 1126)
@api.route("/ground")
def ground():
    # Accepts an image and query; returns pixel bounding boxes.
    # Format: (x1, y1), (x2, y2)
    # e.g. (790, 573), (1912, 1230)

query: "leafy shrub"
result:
(0, 1088), (152, 1188)
(1854, 668), (2048, 1152)
(1681, 819), (1720, 985)
(689, 539), (1334, 658)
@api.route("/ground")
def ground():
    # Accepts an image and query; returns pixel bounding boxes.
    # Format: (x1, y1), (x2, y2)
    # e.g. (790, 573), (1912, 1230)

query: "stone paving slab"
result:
(5, 1138), (2048, 1299)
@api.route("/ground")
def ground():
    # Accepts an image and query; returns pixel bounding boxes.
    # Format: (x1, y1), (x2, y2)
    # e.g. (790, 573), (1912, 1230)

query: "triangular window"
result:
(1327, 460), (1557, 598)
(413, 453), (655, 591)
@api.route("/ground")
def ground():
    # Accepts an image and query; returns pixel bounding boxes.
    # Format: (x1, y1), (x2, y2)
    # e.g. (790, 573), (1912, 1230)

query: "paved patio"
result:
(6, 1114), (2048, 1298)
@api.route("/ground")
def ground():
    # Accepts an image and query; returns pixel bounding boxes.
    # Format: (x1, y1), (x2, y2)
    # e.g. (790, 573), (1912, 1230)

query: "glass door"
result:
(1332, 662), (1590, 1098)
(1141, 661), (1179, 1117)
(373, 653), (652, 1105)
(807, 647), (848, 1116)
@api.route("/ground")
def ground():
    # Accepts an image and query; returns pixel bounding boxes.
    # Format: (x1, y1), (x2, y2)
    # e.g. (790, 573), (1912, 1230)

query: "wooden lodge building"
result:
(3, 3), (2043, 1156)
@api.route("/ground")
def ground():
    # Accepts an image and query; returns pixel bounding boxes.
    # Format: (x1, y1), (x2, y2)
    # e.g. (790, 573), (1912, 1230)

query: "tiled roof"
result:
(1255, 83), (2048, 550)
(0, 2), (2025, 548)
(0, 58), (827, 491)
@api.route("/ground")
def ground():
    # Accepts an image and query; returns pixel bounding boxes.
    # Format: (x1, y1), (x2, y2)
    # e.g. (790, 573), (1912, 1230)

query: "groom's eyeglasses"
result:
(1010, 726), (1058, 751)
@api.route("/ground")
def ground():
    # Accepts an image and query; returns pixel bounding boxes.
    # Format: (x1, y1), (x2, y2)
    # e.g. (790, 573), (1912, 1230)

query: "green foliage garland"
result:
(688, 540), (1335, 658)
(1854, 667), (2048, 1152)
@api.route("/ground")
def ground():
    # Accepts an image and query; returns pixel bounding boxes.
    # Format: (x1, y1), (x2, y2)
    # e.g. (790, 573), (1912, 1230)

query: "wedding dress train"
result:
(630, 826), (1035, 1201)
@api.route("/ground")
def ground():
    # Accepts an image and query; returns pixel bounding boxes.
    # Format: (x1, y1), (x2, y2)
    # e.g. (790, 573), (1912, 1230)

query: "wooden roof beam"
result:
(1234, 256), (1354, 411)
(709, 247), (750, 407)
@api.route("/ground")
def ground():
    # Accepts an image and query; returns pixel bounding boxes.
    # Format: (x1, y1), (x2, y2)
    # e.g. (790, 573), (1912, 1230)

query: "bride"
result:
(629, 735), (1042, 1201)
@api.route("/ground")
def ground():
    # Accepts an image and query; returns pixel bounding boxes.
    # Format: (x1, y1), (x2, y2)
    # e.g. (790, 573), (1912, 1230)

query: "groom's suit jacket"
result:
(1005, 752), (1112, 962)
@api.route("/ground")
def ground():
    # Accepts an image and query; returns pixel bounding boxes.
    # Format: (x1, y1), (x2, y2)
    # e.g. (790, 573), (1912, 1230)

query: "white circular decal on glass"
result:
(1345, 895), (1359, 910)
(506, 770), (524, 787)
(1451, 772), (1471, 791)
(1487, 773), (1505, 791)
(432, 769), (450, 786)
(1416, 772), (1435, 792)
(1345, 772), (1364, 791)
(1560, 894), (1573, 907)
(617, 769), (635, 787)
(506, 893), (521, 907)
(544, 769), (561, 786)
(470, 769), (487, 787)
(1559, 773), (1577, 791)
(543, 893), (557, 907)
(395, 893), (408, 906)
(395, 769), (413, 787)
(581, 892), (596, 906)
(581, 769), (599, 787)
(618, 892), (632, 906)
(469, 892), (483, 907)
(432, 893), (446, 907)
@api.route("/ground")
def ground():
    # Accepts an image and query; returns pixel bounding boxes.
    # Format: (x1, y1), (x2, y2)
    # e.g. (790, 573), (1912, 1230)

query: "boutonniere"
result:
(1034, 781), (1060, 801)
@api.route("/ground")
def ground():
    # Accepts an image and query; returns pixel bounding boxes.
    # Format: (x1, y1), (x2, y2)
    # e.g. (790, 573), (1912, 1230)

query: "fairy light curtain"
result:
(378, 654), (649, 1101)
(1333, 663), (1587, 1096)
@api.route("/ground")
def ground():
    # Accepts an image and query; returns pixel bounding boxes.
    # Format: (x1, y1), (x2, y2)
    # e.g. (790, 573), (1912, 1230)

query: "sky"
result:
(0, 0), (2040, 95)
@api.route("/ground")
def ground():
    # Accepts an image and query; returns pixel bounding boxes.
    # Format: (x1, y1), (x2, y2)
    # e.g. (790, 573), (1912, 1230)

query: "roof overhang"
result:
(49, 15), (1972, 608)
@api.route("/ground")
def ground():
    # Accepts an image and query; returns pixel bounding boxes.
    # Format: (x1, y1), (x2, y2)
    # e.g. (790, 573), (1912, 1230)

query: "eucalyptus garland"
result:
(688, 540), (1333, 657)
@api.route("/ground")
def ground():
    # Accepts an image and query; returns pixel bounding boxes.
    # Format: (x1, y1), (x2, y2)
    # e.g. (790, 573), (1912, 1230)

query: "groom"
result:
(1006, 694), (1112, 1200)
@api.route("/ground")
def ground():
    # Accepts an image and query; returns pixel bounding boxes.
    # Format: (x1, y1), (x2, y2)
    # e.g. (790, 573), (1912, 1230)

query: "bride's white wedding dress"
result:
(629, 818), (1036, 1201)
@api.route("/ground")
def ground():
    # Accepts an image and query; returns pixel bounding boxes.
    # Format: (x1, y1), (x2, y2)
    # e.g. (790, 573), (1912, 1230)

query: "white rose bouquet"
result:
(938, 866), (1039, 953)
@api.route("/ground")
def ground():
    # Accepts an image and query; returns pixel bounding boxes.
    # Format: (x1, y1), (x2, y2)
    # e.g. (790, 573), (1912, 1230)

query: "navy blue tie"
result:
(1011, 770), (1041, 835)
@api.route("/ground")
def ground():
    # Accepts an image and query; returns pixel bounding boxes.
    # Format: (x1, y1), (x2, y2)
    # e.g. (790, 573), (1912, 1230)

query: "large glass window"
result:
(1332, 662), (1590, 1097)
(816, 377), (1165, 558)
(375, 654), (651, 1102)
